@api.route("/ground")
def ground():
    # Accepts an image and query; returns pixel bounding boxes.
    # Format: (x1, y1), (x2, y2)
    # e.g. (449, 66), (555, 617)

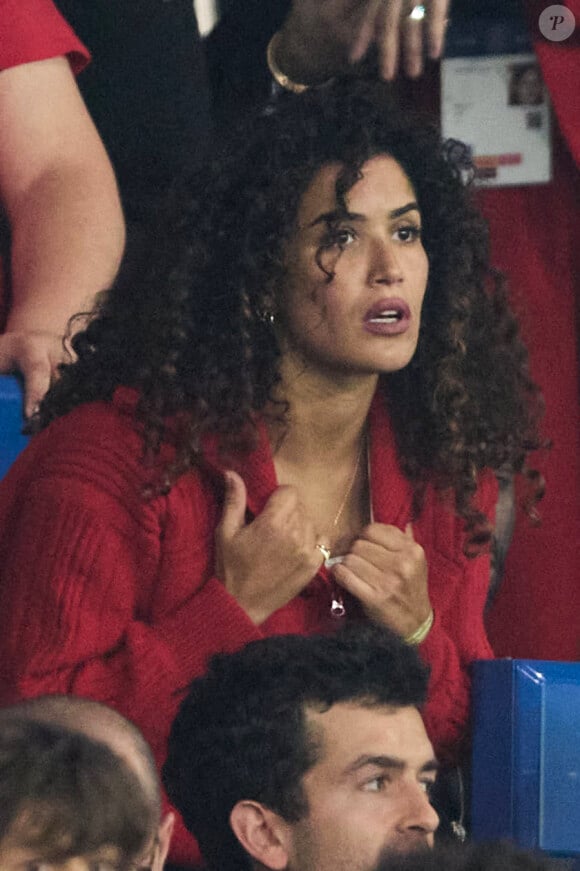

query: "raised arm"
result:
(274, 0), (451, 84)
(0, 55), (125, 415)
(206, 0), (451, 127)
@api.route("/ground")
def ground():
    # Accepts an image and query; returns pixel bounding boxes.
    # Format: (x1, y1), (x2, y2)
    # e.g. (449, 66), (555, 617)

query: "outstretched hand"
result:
(215, 470), (326, 625)
(331, 522), (432, 637)
(278, 0), (451, 84)
(0, 329), (70, 418)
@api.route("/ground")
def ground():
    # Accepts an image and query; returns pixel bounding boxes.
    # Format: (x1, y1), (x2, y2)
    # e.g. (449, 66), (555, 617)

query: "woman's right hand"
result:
(215, 470), (325, 625)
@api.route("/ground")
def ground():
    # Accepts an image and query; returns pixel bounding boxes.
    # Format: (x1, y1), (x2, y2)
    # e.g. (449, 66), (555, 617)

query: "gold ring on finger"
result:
(315, 543), (331, 562)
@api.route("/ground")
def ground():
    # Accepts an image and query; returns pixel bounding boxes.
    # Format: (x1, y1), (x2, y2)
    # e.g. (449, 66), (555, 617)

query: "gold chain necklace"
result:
(330, 436), (365, 530)
(326, 434), (366, 619)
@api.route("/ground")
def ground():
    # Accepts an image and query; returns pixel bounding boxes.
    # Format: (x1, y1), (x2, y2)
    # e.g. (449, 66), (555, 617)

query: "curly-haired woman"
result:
(0, 79), (543, 865)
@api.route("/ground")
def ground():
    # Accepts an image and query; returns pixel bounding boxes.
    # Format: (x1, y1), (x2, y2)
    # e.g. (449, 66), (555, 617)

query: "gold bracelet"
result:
(266, 32), (310, 94)
(404, 609), (434, 646)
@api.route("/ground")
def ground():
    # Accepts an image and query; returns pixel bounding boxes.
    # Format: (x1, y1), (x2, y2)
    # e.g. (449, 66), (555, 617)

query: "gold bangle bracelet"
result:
(404, 609), (434, 646)
(266, 32), (310, 94)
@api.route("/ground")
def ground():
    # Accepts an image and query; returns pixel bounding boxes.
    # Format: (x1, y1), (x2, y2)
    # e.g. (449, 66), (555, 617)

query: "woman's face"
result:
(517, 67), (543, 105)
(279, 155), (429, 381)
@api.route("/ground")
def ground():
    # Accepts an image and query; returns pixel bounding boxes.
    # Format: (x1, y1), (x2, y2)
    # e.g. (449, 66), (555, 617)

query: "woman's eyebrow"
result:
(307, 210), (365, 228)
(307, 201), (420, 228)
(390, 202), (421, 219)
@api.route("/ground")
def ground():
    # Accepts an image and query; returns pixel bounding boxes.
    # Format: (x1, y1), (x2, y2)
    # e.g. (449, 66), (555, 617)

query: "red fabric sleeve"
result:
(417, 473), (497, 765)
(479, 7), (580, 659)
(0, 425), (262, 867)
(527, 0), (580, 168)
(0, 0), (90, 73)
(419, 553), (494, 765)
(0, 476), (262, 726)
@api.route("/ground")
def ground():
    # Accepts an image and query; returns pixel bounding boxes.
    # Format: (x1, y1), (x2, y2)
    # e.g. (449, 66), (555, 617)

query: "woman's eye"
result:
(323, 227), (357, 249)
(394, 224), (422, 243)
(420, 779), (436, 796)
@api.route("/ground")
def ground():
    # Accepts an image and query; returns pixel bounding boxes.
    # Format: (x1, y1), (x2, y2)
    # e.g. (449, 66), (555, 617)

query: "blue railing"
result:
(0, 375), (29, 478)
(472, 659), (580, 865)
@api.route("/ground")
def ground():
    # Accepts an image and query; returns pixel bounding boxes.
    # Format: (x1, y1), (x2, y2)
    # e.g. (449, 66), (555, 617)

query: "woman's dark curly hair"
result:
(37, 77), (544, 547)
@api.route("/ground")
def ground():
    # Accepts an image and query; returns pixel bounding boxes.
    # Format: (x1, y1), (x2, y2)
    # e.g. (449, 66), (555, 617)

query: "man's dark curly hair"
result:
(0, 718), (153, 867)
(36, 76), (544, 546)
(163, 623), (429, 871)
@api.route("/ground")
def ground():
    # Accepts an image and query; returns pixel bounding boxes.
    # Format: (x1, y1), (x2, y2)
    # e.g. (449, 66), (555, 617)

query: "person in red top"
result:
(482, 1), (580, 662)
(0, 79), (544, 866)
(0, 0), (125, 416)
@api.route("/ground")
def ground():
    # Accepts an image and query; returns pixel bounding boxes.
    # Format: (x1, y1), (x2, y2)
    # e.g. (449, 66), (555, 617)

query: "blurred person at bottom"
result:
(0, 717), (154, 871)
(164, 624), (439, 871)
(0, 695), (174, 871)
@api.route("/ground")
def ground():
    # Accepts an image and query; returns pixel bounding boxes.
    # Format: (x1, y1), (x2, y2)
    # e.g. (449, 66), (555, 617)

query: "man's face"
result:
(285, 703), (439, 871)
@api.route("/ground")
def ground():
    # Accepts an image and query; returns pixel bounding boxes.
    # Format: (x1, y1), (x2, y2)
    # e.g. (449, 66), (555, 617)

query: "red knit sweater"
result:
(483, 2), (580, 660)
(0, 388), (496, 866)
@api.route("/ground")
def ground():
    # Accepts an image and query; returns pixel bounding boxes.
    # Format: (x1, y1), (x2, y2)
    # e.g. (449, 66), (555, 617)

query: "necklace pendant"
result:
(330, 595), (346, 619)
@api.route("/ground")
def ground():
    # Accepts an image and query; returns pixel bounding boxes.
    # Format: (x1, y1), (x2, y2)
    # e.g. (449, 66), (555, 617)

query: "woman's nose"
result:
(367, 236), (403, 286)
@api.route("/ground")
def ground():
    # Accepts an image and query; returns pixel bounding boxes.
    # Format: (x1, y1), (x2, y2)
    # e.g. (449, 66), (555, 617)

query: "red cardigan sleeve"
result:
(415, 472), (497, 765)
(0, 410), (262, 738)
(0, 0), (90, 73)
(0, 411), (264, 865)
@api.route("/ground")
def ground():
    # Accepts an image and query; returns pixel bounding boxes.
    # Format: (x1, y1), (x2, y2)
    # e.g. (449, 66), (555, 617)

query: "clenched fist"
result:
(331, 522), (432, 637)
(215, 470), (328, 625)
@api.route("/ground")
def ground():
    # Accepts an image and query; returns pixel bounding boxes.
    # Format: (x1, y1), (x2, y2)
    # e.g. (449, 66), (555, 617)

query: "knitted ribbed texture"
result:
(0, 391), (496, 865)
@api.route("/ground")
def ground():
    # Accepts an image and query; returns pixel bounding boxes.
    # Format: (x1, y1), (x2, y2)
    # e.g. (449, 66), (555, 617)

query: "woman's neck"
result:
(267, 356), (379, 465)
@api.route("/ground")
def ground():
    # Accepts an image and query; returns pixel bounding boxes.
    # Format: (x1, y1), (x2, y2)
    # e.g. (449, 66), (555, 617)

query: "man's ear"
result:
(154, 812), (175, 871)
(230, 800), (291, 870)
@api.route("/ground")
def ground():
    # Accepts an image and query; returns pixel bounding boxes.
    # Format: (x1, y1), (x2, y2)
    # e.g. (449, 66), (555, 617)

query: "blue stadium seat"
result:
(0, 375), (29, 478)
(471, 659), (580, 864)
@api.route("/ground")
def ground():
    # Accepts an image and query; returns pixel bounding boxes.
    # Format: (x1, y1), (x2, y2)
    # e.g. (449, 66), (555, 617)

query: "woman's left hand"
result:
(331, 522), (432, 638)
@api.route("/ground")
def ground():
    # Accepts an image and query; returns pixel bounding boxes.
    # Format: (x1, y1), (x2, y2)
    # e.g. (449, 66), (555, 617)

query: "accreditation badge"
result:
(441, 11), (552, 187)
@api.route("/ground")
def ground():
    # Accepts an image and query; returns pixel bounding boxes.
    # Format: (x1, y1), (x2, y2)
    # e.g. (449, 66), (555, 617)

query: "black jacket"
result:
(54, 0), (289, 220)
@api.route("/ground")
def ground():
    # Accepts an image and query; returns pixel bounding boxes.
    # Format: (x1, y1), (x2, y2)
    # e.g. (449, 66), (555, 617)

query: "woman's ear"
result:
(230, 800), (291, 870)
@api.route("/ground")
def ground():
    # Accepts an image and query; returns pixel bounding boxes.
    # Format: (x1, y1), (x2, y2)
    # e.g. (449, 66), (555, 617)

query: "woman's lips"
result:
(363, 297), (411, 336)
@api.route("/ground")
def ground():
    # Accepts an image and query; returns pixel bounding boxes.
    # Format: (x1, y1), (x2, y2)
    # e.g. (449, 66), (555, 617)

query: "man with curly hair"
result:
(164, 624), (439, 871)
